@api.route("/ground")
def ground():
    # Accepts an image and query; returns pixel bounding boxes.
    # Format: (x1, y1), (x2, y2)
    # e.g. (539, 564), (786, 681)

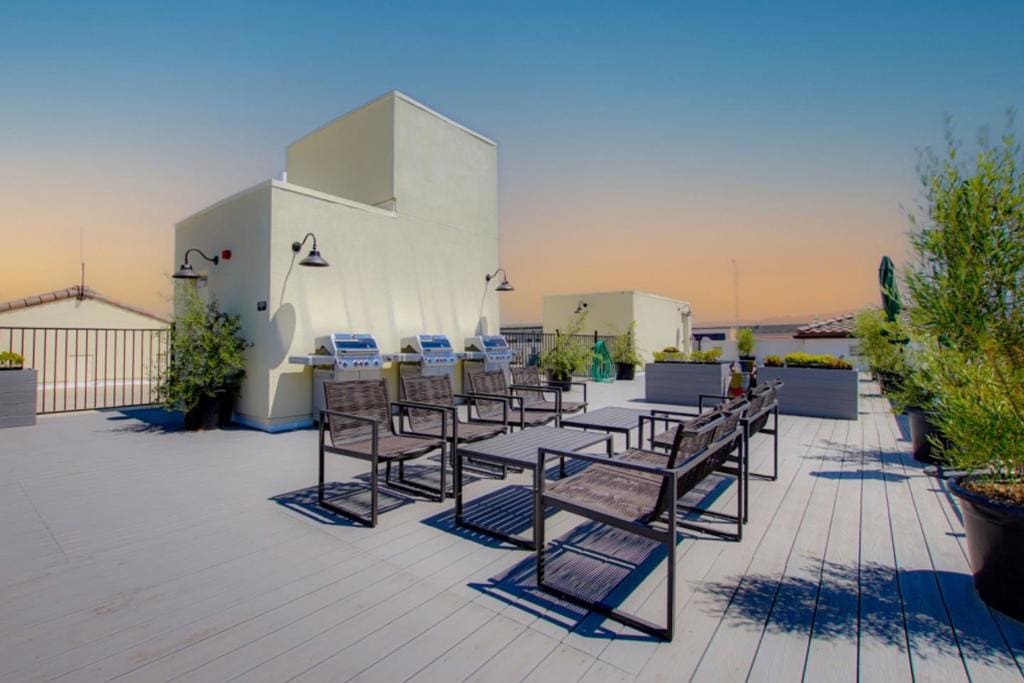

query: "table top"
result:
(456, 426), (609, 468)
(560, 406), (649, 431)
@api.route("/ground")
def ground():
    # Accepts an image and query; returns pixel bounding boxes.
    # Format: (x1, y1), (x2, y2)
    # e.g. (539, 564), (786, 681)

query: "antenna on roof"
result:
(732, 259), (740, 326)
(79, 226), (85, 300)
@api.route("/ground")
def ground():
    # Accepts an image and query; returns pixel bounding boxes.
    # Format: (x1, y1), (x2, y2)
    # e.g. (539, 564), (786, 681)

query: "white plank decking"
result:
(1, 377), (1022, 682)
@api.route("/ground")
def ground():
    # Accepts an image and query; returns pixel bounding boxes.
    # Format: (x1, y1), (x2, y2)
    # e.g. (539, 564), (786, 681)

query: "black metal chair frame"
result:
(534, 417), (744, 641)
(318, 401), (448, 527)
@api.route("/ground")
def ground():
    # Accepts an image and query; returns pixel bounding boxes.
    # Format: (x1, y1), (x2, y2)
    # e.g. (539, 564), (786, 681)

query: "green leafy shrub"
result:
(0, 351), (24, 369)
(652, 347), (722, 363)
(159, 288), (250, 412)
(609, 321), (643, 367)
(540, 310), (593, 381)
(905, 123), (1024, 495)
(764, 354), (783, 367)
(780, 352), (853, 370)
(736, 328), (756, 357)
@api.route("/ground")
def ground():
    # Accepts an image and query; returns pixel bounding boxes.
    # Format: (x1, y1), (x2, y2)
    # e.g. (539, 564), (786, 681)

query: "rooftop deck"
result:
(1, 378), (1022, 682)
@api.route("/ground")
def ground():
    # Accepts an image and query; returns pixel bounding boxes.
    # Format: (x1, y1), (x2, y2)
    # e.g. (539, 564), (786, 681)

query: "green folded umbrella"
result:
(879, 255), (901, 322)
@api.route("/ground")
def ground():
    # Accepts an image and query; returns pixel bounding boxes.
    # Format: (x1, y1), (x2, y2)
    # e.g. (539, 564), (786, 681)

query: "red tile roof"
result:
(0, 285), (170, 324)
(794, 313), (855, 338)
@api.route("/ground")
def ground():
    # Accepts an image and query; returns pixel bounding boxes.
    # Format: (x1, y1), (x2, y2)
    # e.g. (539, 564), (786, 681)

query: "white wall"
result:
(176, 93), (500, 431)
(542, 290), (691, 362)
(286, 94), (395, 208)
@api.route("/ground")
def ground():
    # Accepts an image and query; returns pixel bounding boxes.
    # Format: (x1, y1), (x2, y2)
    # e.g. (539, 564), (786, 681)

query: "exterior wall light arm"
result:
(292, 232), (330, 268)
(183, 248), (220, 267)
(173, 248), (221, 279)
(292, 233), (318, 253)
(485, 268), (514, 292)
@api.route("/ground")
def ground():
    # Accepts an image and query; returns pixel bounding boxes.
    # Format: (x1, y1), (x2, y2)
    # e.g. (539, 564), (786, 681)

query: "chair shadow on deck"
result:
(465, 473), (739, 640)
(699, 559), (1020, 666)
(270, 482), (414, 526)
(420, 485), (557, 548)
(101, 407), (184, 434)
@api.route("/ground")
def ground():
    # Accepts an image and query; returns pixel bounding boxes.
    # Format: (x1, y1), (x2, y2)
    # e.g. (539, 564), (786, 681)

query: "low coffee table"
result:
(560, 406), (649, 448)
(453, 426), (612, 548)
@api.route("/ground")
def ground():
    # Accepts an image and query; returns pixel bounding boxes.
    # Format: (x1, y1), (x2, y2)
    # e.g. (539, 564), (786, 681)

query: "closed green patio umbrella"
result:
(879, 255), (901, 322)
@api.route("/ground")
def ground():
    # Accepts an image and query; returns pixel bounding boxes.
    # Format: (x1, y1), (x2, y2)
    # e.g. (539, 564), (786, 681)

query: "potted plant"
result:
(853, 308), (910, 395)
(0, 351), (36, 429)
(160, 288), (250, 431)
(540, 310), (592, 391)
(902, 125), (1024, 619)
(610, 321), (643, 380)
(736, 328), (756, 372)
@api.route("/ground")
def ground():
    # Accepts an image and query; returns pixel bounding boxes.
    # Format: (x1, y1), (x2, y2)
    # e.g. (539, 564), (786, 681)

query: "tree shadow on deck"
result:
(101, 407), (184, 434)
(270, 482), (415, 526)
(699, 559), (1019, 666)
(809, 469), (908, 482)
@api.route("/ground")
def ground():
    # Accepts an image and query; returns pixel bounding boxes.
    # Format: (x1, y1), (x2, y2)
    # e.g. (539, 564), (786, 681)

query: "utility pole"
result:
(79, 226), (86, 299)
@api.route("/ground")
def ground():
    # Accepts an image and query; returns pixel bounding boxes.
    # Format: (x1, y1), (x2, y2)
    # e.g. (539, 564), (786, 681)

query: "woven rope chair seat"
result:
(546, 461), (662, 523)
(332, 434), (443, 461)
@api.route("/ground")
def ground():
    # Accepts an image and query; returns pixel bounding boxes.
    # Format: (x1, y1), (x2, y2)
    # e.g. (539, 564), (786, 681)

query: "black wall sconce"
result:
(172, 248), (222, 279)
(574, 299), (588, 314)
(485, 268), (514, 292)
(292, 233), (329, 267)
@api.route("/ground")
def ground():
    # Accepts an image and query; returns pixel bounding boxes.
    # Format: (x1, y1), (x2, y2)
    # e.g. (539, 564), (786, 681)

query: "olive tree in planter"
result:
(904, 123), (1024, 620)
(736, 328), (756, 373)
(539, 310), (592, 391)
(609, 321), (643, 380)
(160, 288), (250, 431)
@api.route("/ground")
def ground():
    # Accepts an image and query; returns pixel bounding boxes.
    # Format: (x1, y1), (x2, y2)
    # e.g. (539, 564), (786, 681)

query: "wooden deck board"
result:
(1, 378), (1021, 682)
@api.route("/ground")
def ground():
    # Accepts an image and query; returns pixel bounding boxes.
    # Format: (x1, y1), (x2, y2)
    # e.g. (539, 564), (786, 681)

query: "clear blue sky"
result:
(2, 1), (1022, 321)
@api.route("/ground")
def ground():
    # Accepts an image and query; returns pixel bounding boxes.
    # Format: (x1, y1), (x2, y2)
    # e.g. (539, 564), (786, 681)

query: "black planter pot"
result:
(949, 476), (1024, 621)
(547, 376), (572, 392)
(184, 391), (234, 431)
(906, 407), (944, 465)
(738, 356), (756, 373)
(615, 363), (636, 381)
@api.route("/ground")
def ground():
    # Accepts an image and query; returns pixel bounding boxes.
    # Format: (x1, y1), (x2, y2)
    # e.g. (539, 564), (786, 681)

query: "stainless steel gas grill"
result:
(289, 333), (392, 420)
(463, 334), (514, 385)
(396, 334), (460, 397)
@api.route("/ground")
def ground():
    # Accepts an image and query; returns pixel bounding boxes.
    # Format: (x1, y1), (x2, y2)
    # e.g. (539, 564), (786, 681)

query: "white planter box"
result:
(0, 369), (37, 428)
(757, 366), (858, 420)
(644, 362), (731, 406)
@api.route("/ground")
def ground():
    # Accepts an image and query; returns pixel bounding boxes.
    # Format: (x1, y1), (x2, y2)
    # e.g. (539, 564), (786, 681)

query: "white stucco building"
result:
(175, 91), (500, 432)
(542, 291), (693, 361)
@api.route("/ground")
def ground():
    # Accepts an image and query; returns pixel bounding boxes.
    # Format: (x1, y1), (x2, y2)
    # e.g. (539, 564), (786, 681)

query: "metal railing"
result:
(501, 329), (617, 376)
(1, 327), (169, 414)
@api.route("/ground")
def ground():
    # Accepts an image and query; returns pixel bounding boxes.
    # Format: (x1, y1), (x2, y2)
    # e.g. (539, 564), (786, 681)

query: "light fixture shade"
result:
(299, 249), (330, 267)
(172, 263), (199, 279)
(495, 278), (514, 292)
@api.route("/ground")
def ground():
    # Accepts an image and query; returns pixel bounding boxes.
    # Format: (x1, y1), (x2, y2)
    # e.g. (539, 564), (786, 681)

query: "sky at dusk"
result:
(2, 1), (1023, 325)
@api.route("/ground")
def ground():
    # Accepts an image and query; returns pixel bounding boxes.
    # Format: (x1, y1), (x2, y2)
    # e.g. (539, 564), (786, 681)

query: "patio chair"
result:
(318, 379), (449, 527)
(510, 366), (588, 417)
(400, 374), (511, 478)
(535, 410), (745, 640)
(465, 370), (558, 429)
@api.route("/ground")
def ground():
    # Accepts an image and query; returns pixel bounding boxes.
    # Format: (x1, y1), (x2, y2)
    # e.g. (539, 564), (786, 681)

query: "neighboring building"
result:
(175, 91), (500, 432)
(542, 291), (692, 361)
(0, 285), (169, 328)
(0, 285), (170, 412)
(793, 313), (859, 359)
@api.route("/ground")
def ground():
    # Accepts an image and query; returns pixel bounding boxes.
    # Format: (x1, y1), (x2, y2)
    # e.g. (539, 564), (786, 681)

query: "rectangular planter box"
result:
(0, 369), (37, 429)
(645, 362), (731, 406)
(757, 366), (858, 420)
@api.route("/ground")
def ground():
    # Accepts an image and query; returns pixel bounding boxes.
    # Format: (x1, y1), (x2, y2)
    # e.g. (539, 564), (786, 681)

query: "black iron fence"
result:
(501, 329), (617, 376)
(1, 327), (169, 414)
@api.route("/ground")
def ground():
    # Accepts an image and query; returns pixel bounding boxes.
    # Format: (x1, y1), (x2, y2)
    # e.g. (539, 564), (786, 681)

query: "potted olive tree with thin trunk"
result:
(736, 328), (756, 373)
(610, 321), (643, 380)
(905, 123), (1024, 620)
(540, 310), (592, 391)
(161, 287), (250, 431)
